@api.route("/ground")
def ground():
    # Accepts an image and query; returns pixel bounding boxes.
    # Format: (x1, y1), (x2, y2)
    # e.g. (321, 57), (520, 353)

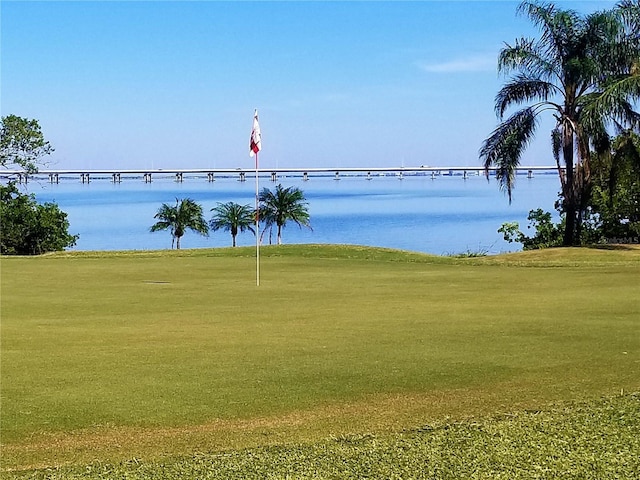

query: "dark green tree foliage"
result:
(1, 115), (54, 174)
(0, 115), (77, 254)
(481, 0), (640, 246)
(0, 183), (79, 255)
(150, 198), (209, 249)
(210, 202), (255, 247)
(499, 209), (564, 250)
(590, 130), (640, 241)
(258, 184), (311, 245)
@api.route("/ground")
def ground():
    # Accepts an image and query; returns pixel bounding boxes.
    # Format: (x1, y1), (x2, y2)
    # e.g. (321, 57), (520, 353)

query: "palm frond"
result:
(518, 1), (558, 32)
(495, 76), (558, 118)
(518, 1), (583, 62)
(150, 203), (177, 232)
(149, 220), (172, 233)
(613, 129), (640, 171)
(480, 107), (538, 201)
(617, 0), (640, 36)
(177, 198), (209, 236)
(580, 74), (640, 128)
(499, 38), (561, 80)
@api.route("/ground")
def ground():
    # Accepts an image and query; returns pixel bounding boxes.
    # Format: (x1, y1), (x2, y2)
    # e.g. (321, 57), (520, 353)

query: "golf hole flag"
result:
(250, 109), (262, 286)
(250, 110), (261, 157)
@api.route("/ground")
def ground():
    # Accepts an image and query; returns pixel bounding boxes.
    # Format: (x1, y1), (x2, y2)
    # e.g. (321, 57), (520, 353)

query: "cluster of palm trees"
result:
(150, 184), (311, 249)
(481, 0), (639, 246)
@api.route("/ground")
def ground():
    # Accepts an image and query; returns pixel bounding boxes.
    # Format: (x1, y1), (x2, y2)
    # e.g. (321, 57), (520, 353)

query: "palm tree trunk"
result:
(176, 235), (181, 249)
(562, 123), (577, 246)
(277, 225), (282, 245)
(232, 234), (237, 247)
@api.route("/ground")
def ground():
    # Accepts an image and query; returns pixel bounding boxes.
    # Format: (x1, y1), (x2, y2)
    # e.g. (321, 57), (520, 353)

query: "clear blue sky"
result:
(1, 1), (617, 170)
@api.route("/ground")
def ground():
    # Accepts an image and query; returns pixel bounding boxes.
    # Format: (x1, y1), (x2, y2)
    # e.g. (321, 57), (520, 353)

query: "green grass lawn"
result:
(1, 245), (639, 474)
(4, 394), (639, 479)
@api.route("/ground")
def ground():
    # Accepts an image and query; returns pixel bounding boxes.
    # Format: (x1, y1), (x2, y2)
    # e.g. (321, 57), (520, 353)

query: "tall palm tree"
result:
(210, 201), (255, 247)
(150, 198), (209, 249)
(258, 184), (311, 245)
(480, 0), (640, 246)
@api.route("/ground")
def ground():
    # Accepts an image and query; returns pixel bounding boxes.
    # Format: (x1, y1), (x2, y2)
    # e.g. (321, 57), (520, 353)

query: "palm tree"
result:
(150, 198), (209, 249)
(480, 0), (640, 246)
(258, 184), (311, 245)
(210, 201), (255, 247)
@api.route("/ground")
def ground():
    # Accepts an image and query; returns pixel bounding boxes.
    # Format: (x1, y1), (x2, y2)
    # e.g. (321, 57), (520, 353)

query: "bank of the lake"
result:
(31, 173), (561, 254)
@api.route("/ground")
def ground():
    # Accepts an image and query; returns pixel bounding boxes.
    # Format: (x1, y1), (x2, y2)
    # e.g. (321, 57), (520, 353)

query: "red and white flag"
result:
(249, 109), (261, 157)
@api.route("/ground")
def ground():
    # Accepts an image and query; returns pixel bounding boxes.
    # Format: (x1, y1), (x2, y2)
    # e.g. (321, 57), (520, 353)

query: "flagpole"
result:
(255, 151), (260, 287)
(250, 109), (261, 287)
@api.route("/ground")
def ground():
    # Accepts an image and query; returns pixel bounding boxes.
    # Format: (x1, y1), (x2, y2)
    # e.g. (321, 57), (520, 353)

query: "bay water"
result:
(30, 173), (561, 255)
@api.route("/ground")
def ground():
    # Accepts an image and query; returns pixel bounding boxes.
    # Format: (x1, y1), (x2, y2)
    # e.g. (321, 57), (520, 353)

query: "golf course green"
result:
(1, 245), (639, 477)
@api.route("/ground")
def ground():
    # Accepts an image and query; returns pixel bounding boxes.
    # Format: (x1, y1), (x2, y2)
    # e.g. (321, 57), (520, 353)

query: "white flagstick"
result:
(250, 109), (262, 287)
(255, 151), (260, 287)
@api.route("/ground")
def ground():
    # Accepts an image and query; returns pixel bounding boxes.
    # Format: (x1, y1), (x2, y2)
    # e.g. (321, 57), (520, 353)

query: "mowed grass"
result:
(4, 394), (640, 480)
(1, 245), (639, 472)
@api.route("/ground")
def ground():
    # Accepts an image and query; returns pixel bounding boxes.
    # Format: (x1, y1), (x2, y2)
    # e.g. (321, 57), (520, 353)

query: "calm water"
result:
(30, 173), (561, 255)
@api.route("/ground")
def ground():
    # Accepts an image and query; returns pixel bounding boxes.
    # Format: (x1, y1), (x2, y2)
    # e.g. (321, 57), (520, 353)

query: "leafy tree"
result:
(210, 202), (256, 247)
(480, 0), (640, 246)
(258, 184), (311, 245)
(499, 203), (607, 249)
(150, 198), (209, 249)
(0, 183), (78, 254)
(499, 209), (564, 250)
(1, 115), (54, 174)
(0, 115), (74, 254)
(589, 130), (640, 240)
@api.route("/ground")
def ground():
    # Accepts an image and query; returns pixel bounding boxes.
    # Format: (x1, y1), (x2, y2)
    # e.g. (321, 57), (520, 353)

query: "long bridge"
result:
(2, 165), (559, 184)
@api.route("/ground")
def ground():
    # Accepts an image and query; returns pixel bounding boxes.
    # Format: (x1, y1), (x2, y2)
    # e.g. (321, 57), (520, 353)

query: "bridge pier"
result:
(4, 167), (555, 184)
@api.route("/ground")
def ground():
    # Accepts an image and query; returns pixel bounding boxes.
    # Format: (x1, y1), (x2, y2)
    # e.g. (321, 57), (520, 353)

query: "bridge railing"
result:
(1, 166), (560, 184)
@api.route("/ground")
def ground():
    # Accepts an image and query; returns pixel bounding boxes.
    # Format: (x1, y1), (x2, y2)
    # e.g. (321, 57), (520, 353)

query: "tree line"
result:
(149, 184), (311, 249)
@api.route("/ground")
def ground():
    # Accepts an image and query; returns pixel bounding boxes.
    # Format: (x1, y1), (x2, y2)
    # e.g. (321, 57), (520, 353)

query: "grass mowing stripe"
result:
(1, 245), (639, 471)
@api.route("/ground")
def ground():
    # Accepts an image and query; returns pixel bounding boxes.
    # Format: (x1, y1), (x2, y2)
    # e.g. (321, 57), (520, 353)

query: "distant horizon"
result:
(2, 1), (617, 171)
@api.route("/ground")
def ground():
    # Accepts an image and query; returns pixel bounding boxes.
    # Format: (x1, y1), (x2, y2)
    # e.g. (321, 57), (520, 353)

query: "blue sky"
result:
(1, 1), (617, 170)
